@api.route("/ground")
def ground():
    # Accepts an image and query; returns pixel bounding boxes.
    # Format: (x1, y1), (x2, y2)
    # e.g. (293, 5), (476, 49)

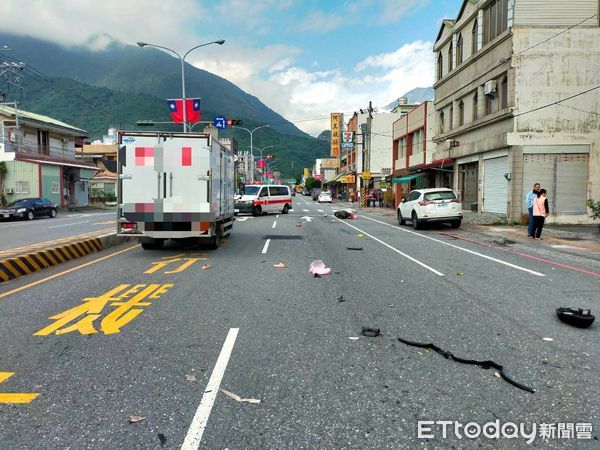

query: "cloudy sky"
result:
(0, 0), (463, 135)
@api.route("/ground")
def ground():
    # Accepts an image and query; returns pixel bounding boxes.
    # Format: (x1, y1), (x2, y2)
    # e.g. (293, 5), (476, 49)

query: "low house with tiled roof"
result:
(0, 105), (97, 207)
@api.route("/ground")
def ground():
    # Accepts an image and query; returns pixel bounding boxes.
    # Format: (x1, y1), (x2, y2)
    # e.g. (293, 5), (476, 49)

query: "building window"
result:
(458, 101), (464, 126)
(472, 19), (478, 55)
(437, 52), (443, 80)
(484, 0), (509, 45)
(51, 181), (60, 194)
(486, 94), (495, 115)
(15, 181), (29, 194)
(449, 104), (454, 130)
(37, 130), (49, 155)
(456, 34), (463, 65)
(448, 41), (453, 72)
(398, 138), (406, 158)
(473, 92), (479, 121)
(501, 76), (508, 109)
(412, 130), (423, 154)
(439, 112), (445, 133)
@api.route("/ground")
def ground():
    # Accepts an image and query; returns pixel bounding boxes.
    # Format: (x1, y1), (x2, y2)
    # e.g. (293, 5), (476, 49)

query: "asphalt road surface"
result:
(0, 209), (116, 251)
(0, 198), (598, 448)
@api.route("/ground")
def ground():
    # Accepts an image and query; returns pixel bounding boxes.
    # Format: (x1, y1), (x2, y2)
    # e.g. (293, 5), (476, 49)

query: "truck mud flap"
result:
(221, 217), (234, 237)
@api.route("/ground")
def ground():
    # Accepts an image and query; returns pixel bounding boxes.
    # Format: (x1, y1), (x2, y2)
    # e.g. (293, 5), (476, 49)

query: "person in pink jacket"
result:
(531, 189), (548, 239)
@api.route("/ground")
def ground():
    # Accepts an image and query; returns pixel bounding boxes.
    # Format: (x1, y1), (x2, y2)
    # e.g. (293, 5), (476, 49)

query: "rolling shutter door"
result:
(522, 154), (555, 213)
(483, 156), (508, 214)
(555, 154), (588, 213)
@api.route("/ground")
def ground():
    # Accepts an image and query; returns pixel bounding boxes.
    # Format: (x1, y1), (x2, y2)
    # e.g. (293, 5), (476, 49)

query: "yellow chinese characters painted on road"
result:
(144, 257), (207, 274)
(0, 372), (39, 404)
(34, 283), (174, 336)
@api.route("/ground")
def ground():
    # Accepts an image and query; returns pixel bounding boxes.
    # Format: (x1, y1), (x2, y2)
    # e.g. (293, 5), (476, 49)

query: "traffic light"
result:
(227, 119), (243, 126)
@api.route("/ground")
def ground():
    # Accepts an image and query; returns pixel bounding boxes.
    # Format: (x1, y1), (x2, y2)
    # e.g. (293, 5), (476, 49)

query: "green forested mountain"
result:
(0, 32), (329, 176)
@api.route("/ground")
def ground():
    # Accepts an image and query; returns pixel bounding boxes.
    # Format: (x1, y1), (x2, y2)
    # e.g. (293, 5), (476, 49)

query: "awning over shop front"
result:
(324, 171), (348, 184)
(16, 157), (98, 171)
(391, 173), (424, 184)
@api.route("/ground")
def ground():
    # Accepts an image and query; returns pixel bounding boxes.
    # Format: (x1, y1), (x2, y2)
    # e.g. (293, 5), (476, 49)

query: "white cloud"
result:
(378, 0), (431, 25)
(0, 0), (435, 136)
(297, 0), (430, 33)
(0, 0), (204, 51)
(193, 40), (435, 135)
(298, 10), (345, 33)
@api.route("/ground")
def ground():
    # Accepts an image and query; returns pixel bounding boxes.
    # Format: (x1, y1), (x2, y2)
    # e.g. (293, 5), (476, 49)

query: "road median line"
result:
(0, 232), (135, 283)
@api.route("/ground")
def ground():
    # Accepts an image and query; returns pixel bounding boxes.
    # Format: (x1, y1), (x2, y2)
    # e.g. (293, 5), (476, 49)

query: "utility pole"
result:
(360, 101), (373, 208)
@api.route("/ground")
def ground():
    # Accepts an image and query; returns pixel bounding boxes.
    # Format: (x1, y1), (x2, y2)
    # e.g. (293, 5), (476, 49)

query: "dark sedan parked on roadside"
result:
(0, 197), (58, 221)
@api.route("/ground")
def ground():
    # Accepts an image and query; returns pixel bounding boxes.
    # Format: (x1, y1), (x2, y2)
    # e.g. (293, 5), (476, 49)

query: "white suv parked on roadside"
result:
(397, 188), (462, 229)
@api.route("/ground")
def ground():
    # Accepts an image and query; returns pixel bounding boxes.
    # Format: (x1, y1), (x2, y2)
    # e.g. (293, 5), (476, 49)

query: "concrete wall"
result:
(41, 165), (61, 205)
(514, 0), (598, 26)
(425, 105), (437, 165)
(4, 160), (39, 202)
(510, 26), (600, 222)
(369, 113), (399, 175)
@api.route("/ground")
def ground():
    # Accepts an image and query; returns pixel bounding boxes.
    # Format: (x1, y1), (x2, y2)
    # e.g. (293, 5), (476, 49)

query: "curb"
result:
(0, 233), (136, 283)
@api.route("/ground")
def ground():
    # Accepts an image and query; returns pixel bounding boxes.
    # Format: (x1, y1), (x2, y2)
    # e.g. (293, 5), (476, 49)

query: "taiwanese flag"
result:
(166, 98), (201, 124)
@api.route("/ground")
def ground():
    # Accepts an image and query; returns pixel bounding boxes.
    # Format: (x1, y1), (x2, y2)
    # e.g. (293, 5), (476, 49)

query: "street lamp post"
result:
(251, 144), (276, 183)
(137, 39), (225, 132)
(234, 125), (269, 179)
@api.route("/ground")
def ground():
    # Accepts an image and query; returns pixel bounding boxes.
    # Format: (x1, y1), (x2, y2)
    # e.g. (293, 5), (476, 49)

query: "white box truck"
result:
(117, 131), (234, 249)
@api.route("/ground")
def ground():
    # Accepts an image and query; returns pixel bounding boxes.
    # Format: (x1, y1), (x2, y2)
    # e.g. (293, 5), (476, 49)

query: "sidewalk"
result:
(332, 200), (600, 258)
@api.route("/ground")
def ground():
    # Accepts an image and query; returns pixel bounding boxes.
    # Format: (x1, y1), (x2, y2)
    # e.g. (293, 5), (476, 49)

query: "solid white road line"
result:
(181, 328), (240, 450)
(361, 215), (546, 277)
(262, 239), (271, 254)
(334, 218), (444, 276)
(47, 221), (89, 229)
(272, 221), (277, 229)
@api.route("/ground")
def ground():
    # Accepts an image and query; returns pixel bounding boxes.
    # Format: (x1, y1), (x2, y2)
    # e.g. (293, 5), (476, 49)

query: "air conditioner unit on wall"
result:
(484, 80), (497, 96)
(4, 188), (14, 194)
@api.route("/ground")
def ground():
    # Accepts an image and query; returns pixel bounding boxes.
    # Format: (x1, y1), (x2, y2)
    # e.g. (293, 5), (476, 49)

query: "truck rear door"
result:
(119, 133), (211, 224)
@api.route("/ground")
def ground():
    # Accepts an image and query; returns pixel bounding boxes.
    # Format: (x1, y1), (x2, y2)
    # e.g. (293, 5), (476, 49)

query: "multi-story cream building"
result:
(433, 0), (599, 222)
(236, 151), (254, 183)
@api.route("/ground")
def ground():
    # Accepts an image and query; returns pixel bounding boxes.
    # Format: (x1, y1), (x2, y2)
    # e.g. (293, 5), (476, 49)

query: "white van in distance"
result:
(234, 185), (292, 216)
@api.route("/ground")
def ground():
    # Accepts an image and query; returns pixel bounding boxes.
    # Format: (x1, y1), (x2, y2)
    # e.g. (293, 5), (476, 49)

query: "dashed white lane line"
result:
(361, 215), (545, 277)
(181, 328), (240, 450)
(276, 215), (279, 218)
(262, 239), (271, 254)
(317, 209), (324, 213)
(334, 217), (444, 277)
(272, 221), (277, 229)
(47, 221), (89, 229)
(303, 209), (309, 212)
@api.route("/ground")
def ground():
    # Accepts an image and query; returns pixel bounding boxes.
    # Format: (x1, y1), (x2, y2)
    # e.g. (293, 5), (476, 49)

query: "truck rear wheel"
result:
(140, 238), (164, 250)
(206, 224), (221, 249)
(206, 236), (219, 249)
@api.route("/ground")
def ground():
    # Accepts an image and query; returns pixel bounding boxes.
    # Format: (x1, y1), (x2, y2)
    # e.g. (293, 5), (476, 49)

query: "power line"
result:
(514, 84), (600, 117)
(556, 103), (600, 116)
(512, 13), (598, 58)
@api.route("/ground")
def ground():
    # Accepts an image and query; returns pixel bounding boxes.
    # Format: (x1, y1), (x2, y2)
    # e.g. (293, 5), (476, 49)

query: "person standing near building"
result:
(531, 189), (548, 239)
(524, 182), (541, 237)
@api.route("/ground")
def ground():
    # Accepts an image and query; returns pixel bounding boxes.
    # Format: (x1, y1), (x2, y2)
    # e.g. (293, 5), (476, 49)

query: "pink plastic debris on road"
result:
(309, 260), (331, 277)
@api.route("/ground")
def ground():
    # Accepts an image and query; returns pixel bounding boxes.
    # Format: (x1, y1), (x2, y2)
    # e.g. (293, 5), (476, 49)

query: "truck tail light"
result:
(120, 222), (139, 234)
